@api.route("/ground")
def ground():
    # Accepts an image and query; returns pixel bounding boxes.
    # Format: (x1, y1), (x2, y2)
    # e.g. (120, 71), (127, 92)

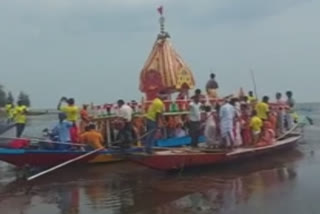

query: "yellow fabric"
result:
(5, 104), (13, 118)
(207, 89), (218, 98)
(250, 116), (263, 132)
(14, 105), (27, 124)
(60, 105), (79, 122)
(80, 130), (104, 149)
(146, 98), (164, 121)
(248, 96), (256, 103)
(255, 102), (269, 120)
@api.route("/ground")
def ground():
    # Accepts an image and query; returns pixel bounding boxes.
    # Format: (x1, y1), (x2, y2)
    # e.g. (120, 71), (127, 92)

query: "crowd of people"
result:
(143, 73), (297, 153)
(3, 73), (298, 153)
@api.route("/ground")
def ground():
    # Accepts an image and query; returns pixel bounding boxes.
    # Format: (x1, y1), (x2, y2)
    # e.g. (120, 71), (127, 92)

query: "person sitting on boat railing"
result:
(219, 98), (236, 149)
(51, 112), (73, 150)
(80, 124), (105, 150)
(57, 97), (79, 123)
(206, 73), (219, 99)
(144, 91), (166, 154)
(115, 99), (133, 148)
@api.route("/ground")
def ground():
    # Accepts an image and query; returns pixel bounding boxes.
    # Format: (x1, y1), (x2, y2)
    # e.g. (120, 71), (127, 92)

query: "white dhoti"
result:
(204, 115), (217, 147)
(220, 119), (234, 147)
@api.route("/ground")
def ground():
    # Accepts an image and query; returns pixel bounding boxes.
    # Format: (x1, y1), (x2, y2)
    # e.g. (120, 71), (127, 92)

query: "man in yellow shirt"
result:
(255, 96), (270, 120)
(57, 97), (79, 123)
(248, 91), (256, 103)
(144, 92), (166, 154)
(5, 102), (14, 123)
(14, 100), (28, 138)
(250, 110), (263, 145)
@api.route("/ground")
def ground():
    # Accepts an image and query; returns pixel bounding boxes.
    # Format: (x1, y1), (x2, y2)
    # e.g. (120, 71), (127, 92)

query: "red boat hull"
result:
(0, 152), (97, 168)
(131, 135), (301, 171)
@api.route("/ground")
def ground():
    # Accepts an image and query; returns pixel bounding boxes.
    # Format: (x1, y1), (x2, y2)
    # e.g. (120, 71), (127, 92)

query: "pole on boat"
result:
(27, 129), (157, 181)
(250, 69), (258, 99)
(27, 147), (104, 181)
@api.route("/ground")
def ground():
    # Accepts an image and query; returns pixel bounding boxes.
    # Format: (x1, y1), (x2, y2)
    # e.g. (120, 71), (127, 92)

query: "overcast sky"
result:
(0, 0), (319, 108)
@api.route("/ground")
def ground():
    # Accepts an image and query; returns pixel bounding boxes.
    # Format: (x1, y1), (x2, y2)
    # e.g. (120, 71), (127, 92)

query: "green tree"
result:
(18, 91), (31, 107)
(7, 91), (14, 105)
(0, 85), (7, 107)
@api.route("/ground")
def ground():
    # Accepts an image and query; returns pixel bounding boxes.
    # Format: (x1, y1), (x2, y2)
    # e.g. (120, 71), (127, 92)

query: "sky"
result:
(0, 0), (319, 108)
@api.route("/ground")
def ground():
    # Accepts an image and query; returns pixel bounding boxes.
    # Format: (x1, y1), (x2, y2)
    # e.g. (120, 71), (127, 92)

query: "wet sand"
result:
(0, 115), (320, 214)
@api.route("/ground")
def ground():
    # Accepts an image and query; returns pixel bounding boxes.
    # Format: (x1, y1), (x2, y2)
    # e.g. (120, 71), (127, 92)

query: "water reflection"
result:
(0, 136), (311, 214)
(152, 166), (298, 214)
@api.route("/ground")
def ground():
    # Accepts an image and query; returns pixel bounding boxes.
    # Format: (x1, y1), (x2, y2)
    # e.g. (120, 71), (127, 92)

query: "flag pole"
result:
(250, 69), (258, 99)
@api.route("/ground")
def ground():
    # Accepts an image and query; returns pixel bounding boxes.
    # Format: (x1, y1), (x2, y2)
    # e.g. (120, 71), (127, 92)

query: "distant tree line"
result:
(0, 85), (31, 107)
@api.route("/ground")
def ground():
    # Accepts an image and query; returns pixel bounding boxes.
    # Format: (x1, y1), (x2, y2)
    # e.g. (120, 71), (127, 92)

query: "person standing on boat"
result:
(206, 73), (219, 99)
(144, 91), (166, 154)
(204, 106), (218, 148)
(255, 96), (270, 120)
(275, 92), (285, 105)
(5, 101), (14, 124)
(248, 91), (256, 103)
(13, 100), (28, 138)
(189, 92), (202, 148)
(285, 91), (297, 128)
(57, 97), (79, 123)
(51, 113), (73, 150)
(80, 105), (90, 133)
(116, 99), (133, 148)
(219, 98), (236, 149)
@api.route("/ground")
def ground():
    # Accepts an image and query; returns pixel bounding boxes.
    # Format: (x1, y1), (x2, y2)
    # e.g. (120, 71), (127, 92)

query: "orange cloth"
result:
(80, 130), (104, 149)
(269, 113), (277, 132)
(80, 109), (90, 132)
(80, 109), (89, 122)
(257, 121), (275, 146)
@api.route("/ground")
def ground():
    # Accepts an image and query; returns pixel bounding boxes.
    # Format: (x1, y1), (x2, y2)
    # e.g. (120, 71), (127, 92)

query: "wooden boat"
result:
(0, 147), (143, 168)
(131, 128), (302, 171)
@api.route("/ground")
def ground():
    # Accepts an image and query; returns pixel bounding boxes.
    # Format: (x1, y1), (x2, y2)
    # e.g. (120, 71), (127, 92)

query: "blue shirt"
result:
(52, 121), (73, 142)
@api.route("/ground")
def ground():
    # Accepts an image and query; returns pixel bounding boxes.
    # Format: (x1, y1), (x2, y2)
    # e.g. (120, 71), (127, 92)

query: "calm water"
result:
(0, 106), (320, 214)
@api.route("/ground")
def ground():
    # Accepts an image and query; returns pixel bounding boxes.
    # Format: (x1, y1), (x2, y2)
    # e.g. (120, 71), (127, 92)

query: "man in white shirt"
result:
(219, 98), (236, 149)
(116, 100), (133, 148)
(189, 92), (202, 148)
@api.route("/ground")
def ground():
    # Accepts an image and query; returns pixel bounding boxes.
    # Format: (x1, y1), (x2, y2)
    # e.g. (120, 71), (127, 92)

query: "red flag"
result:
(157, 6), (163, 15)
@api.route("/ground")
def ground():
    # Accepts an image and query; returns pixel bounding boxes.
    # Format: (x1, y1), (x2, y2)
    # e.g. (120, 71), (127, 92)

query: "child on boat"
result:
(250, 110), (263, 145)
